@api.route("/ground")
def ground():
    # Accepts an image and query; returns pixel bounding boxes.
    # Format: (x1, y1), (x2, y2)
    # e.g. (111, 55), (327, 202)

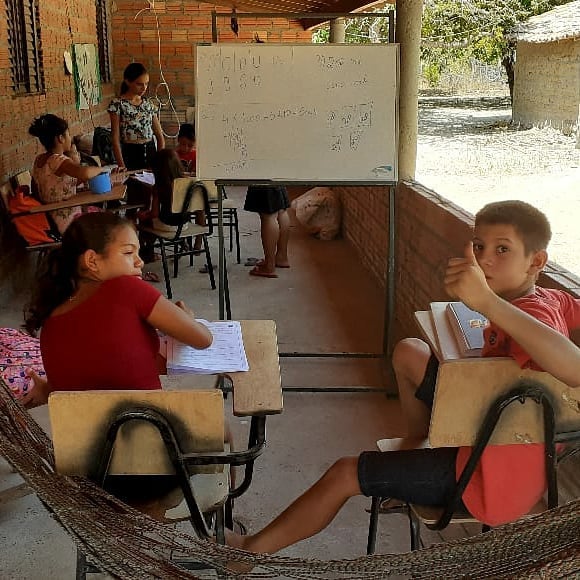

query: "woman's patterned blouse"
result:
(107, 98), (158, 142)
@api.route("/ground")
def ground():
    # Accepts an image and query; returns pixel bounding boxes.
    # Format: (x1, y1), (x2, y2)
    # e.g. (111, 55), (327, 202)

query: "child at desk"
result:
(175, 123), (196, 173)
(22, 212), (212, 408)
(227, 200), (580, 556)
(145, 148), (207, 253)
(29, 114), (107, 234)
(445, 245), (580, 387)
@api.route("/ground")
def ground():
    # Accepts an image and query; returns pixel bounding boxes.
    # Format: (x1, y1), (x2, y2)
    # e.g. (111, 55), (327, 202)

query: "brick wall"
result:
(513, 39), (580, 135)
(0, 0), (112, 183)
(111, 2), (312, 140)
(341, 181), (580, 347)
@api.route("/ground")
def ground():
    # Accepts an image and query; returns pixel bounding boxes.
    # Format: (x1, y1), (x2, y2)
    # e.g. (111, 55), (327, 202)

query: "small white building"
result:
(509, 1), (580, 136)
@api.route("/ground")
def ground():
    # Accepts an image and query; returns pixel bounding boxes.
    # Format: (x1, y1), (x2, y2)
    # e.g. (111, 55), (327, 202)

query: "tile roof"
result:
(508, 1), (580, 42)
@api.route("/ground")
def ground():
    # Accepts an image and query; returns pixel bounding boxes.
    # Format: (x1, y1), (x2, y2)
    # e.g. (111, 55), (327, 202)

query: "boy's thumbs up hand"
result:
(444, 242), (493, 312)
(464, 240), (477, 264)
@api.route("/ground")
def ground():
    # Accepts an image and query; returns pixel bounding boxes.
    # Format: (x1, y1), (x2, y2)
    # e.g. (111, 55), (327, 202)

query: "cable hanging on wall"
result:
(134, 0), (180, 139)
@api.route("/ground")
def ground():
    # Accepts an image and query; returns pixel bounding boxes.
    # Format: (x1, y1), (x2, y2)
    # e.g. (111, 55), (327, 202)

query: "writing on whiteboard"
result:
(196, 44), (399, 181)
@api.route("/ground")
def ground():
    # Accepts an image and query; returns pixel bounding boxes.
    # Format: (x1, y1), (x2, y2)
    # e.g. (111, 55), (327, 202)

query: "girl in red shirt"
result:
(22, 212), (212, 407)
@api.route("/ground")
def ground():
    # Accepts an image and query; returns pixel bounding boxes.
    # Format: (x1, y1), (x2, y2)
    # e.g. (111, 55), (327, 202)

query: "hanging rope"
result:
(134, 0), (181, 140)
(1, 378), (578, 579)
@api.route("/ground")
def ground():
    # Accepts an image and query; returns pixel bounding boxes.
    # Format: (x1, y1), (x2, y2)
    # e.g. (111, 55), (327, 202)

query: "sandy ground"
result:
(415, 96), (580, 276)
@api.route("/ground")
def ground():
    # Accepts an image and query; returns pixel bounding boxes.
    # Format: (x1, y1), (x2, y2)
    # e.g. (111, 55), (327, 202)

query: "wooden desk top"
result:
(161, 320), (283, 417)
(430, 358), (580, 447)
(28, 184), (127, 214)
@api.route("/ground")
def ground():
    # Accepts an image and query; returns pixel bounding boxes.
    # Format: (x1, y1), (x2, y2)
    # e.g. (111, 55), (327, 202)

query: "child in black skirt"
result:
(244, 185), (290, 278)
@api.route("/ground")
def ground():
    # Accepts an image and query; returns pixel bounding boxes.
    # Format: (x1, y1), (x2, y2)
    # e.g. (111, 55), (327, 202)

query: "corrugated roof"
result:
(508, 0), (580, 43)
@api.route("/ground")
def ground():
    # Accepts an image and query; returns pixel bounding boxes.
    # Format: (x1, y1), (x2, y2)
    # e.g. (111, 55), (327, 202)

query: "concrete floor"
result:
(0, 187), (474, 578)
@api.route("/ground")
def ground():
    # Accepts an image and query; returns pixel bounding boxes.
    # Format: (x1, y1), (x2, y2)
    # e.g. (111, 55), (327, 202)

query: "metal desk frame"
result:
(215, 180), (397, 394)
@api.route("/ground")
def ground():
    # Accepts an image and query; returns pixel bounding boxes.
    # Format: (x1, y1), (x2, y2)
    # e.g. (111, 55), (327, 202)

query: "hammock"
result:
(0, 378), (578, 579)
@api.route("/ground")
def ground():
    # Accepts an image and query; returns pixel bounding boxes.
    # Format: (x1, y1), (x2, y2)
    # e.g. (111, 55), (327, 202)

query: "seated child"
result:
(175, 123), (196, 173)
(393, 200), (580, 525)
(445, 243), (580, 387)
(228, 200), (580, 556)
(147, 148), (207, 253)
(22, 212), (212, 408)
(29, 114), (107, 234)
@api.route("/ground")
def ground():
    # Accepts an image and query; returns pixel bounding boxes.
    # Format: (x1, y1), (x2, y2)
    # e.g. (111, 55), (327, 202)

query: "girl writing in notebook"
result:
(22, 212), (212, 407)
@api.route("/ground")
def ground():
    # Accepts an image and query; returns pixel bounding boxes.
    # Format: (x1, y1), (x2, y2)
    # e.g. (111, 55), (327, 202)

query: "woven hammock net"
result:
(0, 379), (579, 579)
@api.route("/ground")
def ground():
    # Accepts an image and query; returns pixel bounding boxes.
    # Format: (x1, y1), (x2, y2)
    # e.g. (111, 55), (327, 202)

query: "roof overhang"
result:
(202, 1), (394, 30)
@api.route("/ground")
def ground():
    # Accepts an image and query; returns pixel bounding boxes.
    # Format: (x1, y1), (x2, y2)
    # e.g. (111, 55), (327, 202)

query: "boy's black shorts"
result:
(358, 447), (462, 506)
(414, 352), (439, 409)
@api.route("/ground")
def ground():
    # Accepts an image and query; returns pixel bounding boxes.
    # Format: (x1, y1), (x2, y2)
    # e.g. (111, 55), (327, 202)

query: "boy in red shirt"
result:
(175, 123), (196, 173)
(228, 200), (580, 554)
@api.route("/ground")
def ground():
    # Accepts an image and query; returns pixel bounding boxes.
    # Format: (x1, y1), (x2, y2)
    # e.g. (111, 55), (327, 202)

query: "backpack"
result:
(91, 127), (115, 166)
(7, 186), (57, 245)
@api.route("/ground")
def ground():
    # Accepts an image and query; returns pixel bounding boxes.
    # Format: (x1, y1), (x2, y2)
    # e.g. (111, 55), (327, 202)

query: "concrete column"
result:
(329, 18), (346, 43)
(395, 0), (423, 180)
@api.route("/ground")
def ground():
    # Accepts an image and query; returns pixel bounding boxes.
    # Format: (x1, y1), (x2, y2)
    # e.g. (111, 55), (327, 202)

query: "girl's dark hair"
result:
(28, 114), (69, 151)
(24, 213), (131, 334)
(151, 148), (183, 198)
(178, 123), (195, 141)
(120, 62), (148, 95)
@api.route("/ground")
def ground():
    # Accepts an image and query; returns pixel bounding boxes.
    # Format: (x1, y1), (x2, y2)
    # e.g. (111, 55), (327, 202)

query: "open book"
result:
(415, 302), (488, 362)
(166, 320), (249, 374)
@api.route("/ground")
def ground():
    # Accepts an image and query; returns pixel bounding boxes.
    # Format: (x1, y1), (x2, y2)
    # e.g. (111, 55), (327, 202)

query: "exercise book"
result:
(445, 302), (488, 357)
(166, 320), (249, 374)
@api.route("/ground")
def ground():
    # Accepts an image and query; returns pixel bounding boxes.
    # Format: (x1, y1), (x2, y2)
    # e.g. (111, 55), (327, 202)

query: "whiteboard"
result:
(196, 44), (399, 182)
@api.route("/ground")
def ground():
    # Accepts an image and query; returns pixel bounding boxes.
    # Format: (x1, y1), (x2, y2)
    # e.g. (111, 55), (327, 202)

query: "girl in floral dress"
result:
(29, 115), (107, 234)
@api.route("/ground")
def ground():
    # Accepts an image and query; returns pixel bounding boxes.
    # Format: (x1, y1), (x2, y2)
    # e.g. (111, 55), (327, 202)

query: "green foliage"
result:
(313, 0), (574, 87)
(423, 62), (442, 87)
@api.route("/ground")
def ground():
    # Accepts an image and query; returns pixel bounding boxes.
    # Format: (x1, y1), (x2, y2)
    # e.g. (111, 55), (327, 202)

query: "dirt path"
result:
(415, 96), (580, 276)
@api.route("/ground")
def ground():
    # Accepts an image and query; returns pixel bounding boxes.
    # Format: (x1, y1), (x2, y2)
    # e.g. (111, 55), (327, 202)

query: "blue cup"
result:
(88, 171), (112, 194)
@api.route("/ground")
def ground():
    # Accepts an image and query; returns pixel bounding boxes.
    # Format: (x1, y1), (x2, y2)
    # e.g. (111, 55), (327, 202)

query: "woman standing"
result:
(108, 63), (165, 171)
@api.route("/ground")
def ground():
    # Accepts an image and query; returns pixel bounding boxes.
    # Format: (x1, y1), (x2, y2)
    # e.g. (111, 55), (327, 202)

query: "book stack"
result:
(446, 302), (487, 357)
(414, 302), (488, 361)
(166, 320), (249, 374)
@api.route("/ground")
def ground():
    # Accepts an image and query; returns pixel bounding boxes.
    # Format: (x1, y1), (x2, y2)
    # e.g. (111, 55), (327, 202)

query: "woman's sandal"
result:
(249, 265), (278, 278)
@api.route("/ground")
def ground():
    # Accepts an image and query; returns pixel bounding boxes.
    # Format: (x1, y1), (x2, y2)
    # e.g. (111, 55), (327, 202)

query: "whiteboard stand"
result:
(197, 42), (400, 393)
(215, 179), (397, 395)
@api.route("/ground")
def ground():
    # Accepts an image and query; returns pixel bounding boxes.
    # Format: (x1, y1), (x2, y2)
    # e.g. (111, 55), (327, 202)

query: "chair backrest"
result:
(201, 179), (219, 202)
(49, 389), (225, 477)
(13, 170), (32, 190)
(170, 177), (208, 215)
(429, 358), (580, 447)
(0, 181), (13, 213)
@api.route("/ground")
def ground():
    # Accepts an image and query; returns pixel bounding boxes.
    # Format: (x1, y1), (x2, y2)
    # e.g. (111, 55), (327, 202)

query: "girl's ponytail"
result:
(24, 248), (75, 335)
(120, 80), (128, 95)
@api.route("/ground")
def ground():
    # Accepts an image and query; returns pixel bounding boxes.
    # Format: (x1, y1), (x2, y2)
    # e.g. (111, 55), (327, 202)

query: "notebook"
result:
(166, 320), (249, 374)
(445, 302), (488, 357)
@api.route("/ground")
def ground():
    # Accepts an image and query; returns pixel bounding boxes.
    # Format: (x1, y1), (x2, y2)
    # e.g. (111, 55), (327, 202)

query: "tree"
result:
(314, 0), (574, 99)
(421, 0), (573, 99)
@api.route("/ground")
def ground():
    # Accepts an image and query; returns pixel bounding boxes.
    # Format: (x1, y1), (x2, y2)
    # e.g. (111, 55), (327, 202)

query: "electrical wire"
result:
(134, 0), (180, 140)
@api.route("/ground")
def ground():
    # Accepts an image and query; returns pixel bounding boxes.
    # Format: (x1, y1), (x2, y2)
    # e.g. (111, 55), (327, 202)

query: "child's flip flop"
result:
(249, 265), (278, 278)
